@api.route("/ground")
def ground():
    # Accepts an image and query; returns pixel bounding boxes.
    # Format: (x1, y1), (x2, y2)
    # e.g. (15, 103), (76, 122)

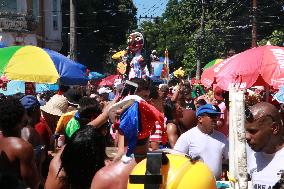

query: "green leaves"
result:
(61, 0), (137, 72)
(140, 0), (284, 77)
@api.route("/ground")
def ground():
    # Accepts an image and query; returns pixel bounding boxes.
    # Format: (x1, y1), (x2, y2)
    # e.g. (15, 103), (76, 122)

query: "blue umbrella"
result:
(44, 48), (89, 85)
(88, 71), (105, 80)
(0, 42), (6, 48)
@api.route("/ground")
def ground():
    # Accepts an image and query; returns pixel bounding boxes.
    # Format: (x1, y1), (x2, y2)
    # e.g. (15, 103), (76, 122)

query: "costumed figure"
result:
(108, 95), (166, 162)
(126, 32), (149, 79)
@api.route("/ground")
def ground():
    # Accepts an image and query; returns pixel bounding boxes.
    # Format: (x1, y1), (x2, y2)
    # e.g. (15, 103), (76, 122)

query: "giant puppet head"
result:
(127, 32), (144, 53)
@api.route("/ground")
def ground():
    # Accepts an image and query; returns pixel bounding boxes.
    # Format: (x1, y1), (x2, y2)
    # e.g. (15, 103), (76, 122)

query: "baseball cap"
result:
(98, 87), (112, 95)
(20, 95), (40, 110)
(196, 104), (223, 117)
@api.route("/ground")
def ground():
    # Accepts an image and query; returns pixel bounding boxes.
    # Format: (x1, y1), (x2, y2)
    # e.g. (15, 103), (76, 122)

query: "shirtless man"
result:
(0, 97), (40, 189)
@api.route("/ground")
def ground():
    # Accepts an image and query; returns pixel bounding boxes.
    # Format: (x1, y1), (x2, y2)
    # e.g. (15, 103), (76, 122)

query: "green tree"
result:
(61, 0), (137, 72)
(140, 0), (284, 77)
(258, 30), (284, 46)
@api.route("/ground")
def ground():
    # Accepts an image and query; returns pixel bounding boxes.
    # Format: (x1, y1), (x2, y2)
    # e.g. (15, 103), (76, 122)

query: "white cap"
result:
(98, 87), (112, 95)
(114, 79), (122, 88)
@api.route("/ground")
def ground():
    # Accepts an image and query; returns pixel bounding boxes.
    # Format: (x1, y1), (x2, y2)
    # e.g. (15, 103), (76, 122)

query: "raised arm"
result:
(88, 96), (121, 128)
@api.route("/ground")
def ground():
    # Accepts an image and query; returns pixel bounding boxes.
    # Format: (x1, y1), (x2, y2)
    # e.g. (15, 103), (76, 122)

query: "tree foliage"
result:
(61, 0), (137, 72)
(140, 0), (284, 76)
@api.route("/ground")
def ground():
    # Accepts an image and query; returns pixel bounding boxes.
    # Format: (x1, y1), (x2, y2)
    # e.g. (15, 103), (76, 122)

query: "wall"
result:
(44, 0), (62, 51)
(0, 0), (62, 49)
(0, 0), (37, 46)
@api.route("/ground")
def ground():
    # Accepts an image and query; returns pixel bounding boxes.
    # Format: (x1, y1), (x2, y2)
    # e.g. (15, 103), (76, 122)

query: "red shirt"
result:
(35, 117), (52, 150)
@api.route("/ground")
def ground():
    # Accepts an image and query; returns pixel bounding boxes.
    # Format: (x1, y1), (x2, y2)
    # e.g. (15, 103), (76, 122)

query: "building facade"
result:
(0, 0), (62, 51)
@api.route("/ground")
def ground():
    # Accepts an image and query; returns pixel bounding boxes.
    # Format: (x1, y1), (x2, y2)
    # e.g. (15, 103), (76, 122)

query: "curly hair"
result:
(77, 97), (102, 126)
(60, 126), (106, 189)
(164, 98), (175, 121)
(0, 96), (25, 136)
(130, 78), (149, 91)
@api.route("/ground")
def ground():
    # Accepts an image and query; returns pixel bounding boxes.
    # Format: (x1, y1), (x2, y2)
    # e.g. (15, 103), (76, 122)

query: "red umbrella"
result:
(98, 74), (120, 86)
(201, 45), (284, 90)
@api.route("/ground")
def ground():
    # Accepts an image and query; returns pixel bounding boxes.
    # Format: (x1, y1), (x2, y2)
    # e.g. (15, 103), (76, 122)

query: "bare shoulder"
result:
(91, 162), (121, 189)
(2, 137), (34, 159)
(91, 165), (115, 189)
(167, 123), (177, 132)
(91, 161), (136, 189)
(45, 148), (66, 189)
(49, 148), (64, 175)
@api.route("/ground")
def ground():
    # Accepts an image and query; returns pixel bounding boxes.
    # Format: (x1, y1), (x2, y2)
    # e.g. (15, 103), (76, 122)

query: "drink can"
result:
(57, 135), (65, 148)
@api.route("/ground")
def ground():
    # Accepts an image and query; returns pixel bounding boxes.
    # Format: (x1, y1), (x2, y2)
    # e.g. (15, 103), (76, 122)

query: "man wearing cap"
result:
(20, 95), (46, 188)
(174, 104), (229, 179)
(20, 95), (43, 147)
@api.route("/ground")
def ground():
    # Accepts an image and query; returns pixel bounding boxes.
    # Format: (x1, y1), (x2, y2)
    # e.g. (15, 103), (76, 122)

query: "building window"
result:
(53, 0), (58, 30)
(33, 0), (39, 22)
(0, 0), (17, 12)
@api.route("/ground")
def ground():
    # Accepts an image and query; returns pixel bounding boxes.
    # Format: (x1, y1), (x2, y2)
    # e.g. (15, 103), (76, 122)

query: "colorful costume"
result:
(127, 32), (149, 79)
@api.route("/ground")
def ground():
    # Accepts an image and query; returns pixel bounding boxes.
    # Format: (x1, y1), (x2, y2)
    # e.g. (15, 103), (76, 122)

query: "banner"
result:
(151, 61), (164, 77)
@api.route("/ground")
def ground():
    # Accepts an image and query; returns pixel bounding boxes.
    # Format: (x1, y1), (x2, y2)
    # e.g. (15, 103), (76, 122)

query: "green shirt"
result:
(65, 117), (80, 138)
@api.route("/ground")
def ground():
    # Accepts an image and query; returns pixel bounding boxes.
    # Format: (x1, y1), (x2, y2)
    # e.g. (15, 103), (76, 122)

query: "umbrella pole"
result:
(229, 85), (248, 189)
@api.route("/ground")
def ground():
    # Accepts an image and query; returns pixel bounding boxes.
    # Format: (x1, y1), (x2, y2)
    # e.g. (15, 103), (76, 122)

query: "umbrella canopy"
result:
(203, 59), (223, 70)
(201, 45), (284, 90)
(0, 46), (88, 85)
(112, 50), (126, 60)
(88, 71), (105, 80)
(0, 42), (6, 48)
(98, 75), (120, 86)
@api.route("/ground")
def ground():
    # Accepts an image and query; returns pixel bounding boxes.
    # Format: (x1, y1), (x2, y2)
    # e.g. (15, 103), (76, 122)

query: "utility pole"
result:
(70, 0), (77, 60)
(138, 15), (159, 26)
(251, 0), (257, 47)
(196, 0), (205, 80)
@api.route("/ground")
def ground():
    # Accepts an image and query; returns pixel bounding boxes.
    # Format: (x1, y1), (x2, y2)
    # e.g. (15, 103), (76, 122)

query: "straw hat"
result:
(40, 94), (69, 116)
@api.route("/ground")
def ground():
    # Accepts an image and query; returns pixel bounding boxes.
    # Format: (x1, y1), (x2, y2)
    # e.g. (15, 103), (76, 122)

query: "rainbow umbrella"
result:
(0, 46), (88, 85)
(203, 59), (223, 70)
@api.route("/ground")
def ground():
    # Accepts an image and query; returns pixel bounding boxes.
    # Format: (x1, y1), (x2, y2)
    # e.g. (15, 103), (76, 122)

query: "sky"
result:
(133, 0), (168, 21)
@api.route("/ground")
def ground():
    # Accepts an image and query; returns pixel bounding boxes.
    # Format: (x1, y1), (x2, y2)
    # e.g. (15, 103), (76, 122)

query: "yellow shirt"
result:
(55, 110), (76, 134)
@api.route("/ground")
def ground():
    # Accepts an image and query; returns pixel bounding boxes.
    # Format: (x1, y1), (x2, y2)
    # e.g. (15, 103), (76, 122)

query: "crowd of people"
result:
(0, 77), (283, 189)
